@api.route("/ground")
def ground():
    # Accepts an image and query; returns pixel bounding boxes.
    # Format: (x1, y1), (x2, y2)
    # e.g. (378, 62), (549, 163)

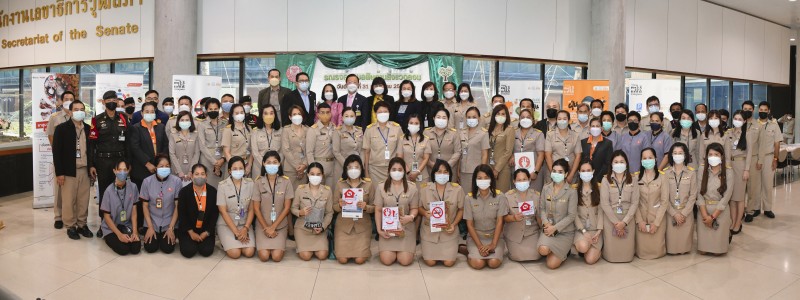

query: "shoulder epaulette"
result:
(687, 166), (695, 171)
(299, 184), (307, 189)
(390, 122), (400, 126)
(534, 128), (542, 132)
(311, 123), (318, 129)
(255, 175), (261, 180)
(662, 166), (672, 171)
(420, 182), (428, 188)
(570, 184), (578, 189)
(506, 189), (516, 195)
(449, 128), (457, 132)
(658, 170), (665, 175)
(366, 123), (375, 129)
(363, 177), (371, 182)
(633, 171), (640, 175)
(450, 182), (459, 187)
(282, 175), (289, 179)
(495, 189), (502, 194)
(726, 164), (732, 169)
(169, 115), (176, 119)
(323, 185), (330, 190)
(338, 178), (345, 182)
(225, 124), (231, 128)
(467, 192), (473, 197)
(481, 127), (488, 132)
(535, 190), (541, 195)
(244, 177), (253, 182)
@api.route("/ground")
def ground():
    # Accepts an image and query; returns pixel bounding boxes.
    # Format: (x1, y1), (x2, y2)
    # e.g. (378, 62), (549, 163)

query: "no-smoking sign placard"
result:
(519, 200), (535, 216)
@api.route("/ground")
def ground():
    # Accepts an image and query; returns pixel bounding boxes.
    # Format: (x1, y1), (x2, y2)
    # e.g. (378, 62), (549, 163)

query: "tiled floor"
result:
(1, 178), (800, 300)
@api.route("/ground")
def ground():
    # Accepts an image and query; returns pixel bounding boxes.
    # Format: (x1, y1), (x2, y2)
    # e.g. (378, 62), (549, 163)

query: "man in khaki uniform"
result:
(747, 102), (782, 219)
(47, 91), (74, 229)
(778, 114), (795, 144)
(571, 102), (591, 140)
(743, 101), (762, 222)
(306, 104), (337, 188)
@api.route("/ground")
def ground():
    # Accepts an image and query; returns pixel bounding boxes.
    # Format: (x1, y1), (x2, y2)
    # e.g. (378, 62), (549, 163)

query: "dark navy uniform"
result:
(89, 112), (129, 220)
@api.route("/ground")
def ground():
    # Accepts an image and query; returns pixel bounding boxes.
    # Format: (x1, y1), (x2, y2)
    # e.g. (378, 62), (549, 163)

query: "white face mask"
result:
(143, 113), (156, 123)
(179, 121), (191, 130)
(407, 124), (420, 134)
(515, 181), (530, 192)
(733, 120), (744, 128)
(672, 154), (685, 164)
(612, 163), (627, 174)
(708, 119), (720, 128)
(115, 107), (125, 113)
(591, 108), (602, 117)
(434, 118), (448, 129)
(179, 104), (191, 113)
(390, 171), (405, 181)
(347, 168), (361, 179)
(590, 127), (602, 137)
(459, 92), (470, 101)
(234, 113), (246, 122)
(577, 114), (589, 123)
(519, 118), (533, 128)
(163, 105), (174, 114)
(71, 111), (86, 122)
(557, 120), (568, 129)
(291, 115), (303, 125)
(494, 115), (507, 124)
(62, 101), (72, 110)
(343, 117), (356, 126)
(401, 90), (413, 98)
(377, 112), (390, 123)
(373, 86), (385, 95)
(466, 118), (479, 128)
(423, 90), (435, 99)
(696, 113), (707, 121)
(298, 82), (310, 91)
(434, 173), (450, 185)
(243, 105), (252, 113)
(476, 179), (491, 190)
(579, 171), (594, 182)
(443, 91), (455, 99)
(231, 170), (245, 180)
(347, 83), (358, 93)
(308, 175), (323, 186)
(708, 156), (722, 167)
(324, 92), (334, 101)
(648, 105), (660, 114)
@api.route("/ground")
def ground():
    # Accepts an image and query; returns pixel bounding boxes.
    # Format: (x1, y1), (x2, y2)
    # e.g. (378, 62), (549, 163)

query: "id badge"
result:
(424, 120), (428, 128)
(156, 198), (163, 209)
(525, 218), (532, 226)
(459, 121), (464, 129)
(270, 210), (277, 222)
(489, 158), (496, 165)
(246, 149), (251, 156)
(384, 150), (391, 160)
(118, 135), (125, 142)
(355, 110), (362, 117)
(214, 148), (221, 157)
(183, 157), (189, 164)
(462, 146), (468, 155)
(585, 219), (591, 229)
(411, 162), (419, 172)
(239, 207), (246, 219)
(645, 224), (651, 232)
(75, 150), (81, 158)
(616, 206), (623, 214)
(120, 210), (127, 222)
(564, 156), (570, 162)
(674, 198), (681, 206)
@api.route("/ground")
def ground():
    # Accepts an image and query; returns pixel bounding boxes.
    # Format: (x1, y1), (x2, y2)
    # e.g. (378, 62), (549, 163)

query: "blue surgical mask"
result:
(577, 114), (589, 123)
(264, 164), (280, 175)
(221, 102), (233, 113)
(434, 173), (450, 185)
(115, 171), (128, 181)
(231, 170), (245, 180)
(602, 121), (612, 131)
(550, 173), (565, 183)
(298, 82), (310, 91)
(143, 113), (156, 123)
(680, 119), (693, 129)
(178, 121), (191, 130)
(642, 159), (656, 170)
(515, 181), (530, 192)
(156, 167), (171, 178)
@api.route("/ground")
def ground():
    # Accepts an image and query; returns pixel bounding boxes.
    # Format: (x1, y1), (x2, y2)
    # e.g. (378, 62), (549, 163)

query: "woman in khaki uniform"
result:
(697, 143), (734, 255)
(402, 114), (432, 183)
(424, 108), (461, 179)
(464, 164), (508, 270)
(291, 162), (334, 261)
(634, 148), (669, 260)
(374, 157), (419, 266)
(700, 111), (729, 163)
(545, 110), (582, 183)
(503, 169), (542, 262)
(363, 101), (403, 189)
(663, 143), (698, 255)
(333, 155), (375, 265)
(419, 160), (464, 267)
(446, 83), (478, 130)
(574, 162), (604, 265)
(305, 103), (337, 189)
(222, 104), (253, 176)
(252, 151), (293, 262)
(250, 104), (282, 178)
(672, 110), (702, 170)
(440, 82), (459, 130)
(460, 107), (489, 194)
(197, 98), (227, 187)
(513, 109), (546, 192)
(169, 111), (201, 184)
(537, 159), (577, 269)
(332, 108), (363, 186)
(488, 105), (516, 191)
(281, 105), (309, 189)
(600, 150), (640, 263)
(216, 157), (256, 259)
(727, 111), (752, 234)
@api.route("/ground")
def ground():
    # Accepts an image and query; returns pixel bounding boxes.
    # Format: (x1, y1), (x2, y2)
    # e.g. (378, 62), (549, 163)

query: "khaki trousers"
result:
(61, 168), (90, 228)
(747, 154), (775, 213)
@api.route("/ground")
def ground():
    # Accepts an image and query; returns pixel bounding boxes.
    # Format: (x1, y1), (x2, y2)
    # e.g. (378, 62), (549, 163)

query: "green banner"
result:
(275, 53), (317, 90)
(427, 54), (463, 94)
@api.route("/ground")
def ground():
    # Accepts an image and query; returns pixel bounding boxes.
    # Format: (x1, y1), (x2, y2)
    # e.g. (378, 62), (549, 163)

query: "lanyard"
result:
(673, 170), (684, 199)
(411, 137), (419, 160)
(116, 184), (127, 205)
(345, 128), (357, 142)
(377, 125), (389, 149)
(612, 177), (624, 207)
(433, 129), (446, 157)
(518, 129), (528, 151)
(235, 125), (249, 146)
(265, 128), (274, 150)
(547, 188), (557, 215)
(193, 184), (207, 211)
(234, 181), (243, 207)
(76, 126), (84, 148)
(434, 185), (446, 203)
(266, 177), (277, 210)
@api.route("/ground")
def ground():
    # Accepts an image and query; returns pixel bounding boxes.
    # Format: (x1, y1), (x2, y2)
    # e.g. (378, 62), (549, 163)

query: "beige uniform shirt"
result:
(291, 184), (334, 232)
(757, 119), (782, 159)
(169, 130), (201, 176)
(419, 182), (465, 243)
(374, 181), (420, 217)
(663, 166), (697, 218)
(280, 125), (308, 170)
(744, 120), (762, 163)
(216, 177), (255, 226)
(424, 127), (461, 169)
(504, 189), (540, 243)
(47, 110), (70, 138)
(778, 115), (794, 135)
(362, 122), (402, 168)
(305, 122), (336, 165)
(332, 125), (364, 167)
(459, 127), (490, 173)
(252, 175), (294, 230)
(539, 183), (577, 233)
(673, 130), (702, 168)
(221, 124), (252, 159)
(600, 176), (640, 224)
(575, 186), (604, 232)
(635, 171), (669, 226)
(489, 126), (515, 171)
(514, 128), (545, 155)
(545, 128), (582, 162)
(197, 118), (228, 163)
(445, 101), (477, 130)
(700, 129), (729, 163)
(333, 178), (375, 234)
(250, 127), (283, 162)
(726, 128), (753, 169)
(696, 166), (734, 212)
(464, 191), (508, 237)
(571, 121), (591, 141)
(401, 135), (432, 178)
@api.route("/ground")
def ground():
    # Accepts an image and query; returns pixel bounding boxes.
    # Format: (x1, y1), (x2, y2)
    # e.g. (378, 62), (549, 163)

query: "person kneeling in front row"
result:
(178, 164), (220, 258)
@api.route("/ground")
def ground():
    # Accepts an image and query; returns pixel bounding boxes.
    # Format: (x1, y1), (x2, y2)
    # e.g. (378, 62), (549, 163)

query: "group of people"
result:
(47, 69), (788, 269)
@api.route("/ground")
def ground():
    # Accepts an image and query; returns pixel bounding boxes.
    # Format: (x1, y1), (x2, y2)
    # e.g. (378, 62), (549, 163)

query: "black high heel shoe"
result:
(732, 224), (743, 235)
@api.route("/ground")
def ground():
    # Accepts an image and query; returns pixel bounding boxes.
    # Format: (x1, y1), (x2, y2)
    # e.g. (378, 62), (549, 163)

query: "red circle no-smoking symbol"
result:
(432, 206), (444, 218)
(518, 156), (531, 169)
(520, 202), (531, 212)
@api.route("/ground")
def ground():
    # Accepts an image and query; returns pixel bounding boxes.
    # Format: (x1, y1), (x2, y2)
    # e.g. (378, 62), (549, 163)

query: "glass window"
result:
(684, 77), (707, 111)
(0, 69), (21, 142)
(50, 65), (76, 74)
(499, 61), (541, 81)
(544, 64), (583, 109)
(655, 73), (681, 80)
(626, 71), (652, 79)
(709, 79), (729, 112)
(243, 57), (276, 110)
(199, 60), (241, 99)
(462, 59), (496, 113)
(114, 61), (151, 95)
(22, 68), (46, 140)
(79, 63), (111, 115)
(732, 82), (750, 112)
(752, 84), (768, 104)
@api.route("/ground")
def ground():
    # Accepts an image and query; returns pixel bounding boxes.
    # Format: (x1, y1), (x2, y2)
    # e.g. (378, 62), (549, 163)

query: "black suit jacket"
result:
(128, 123), (169, 182)
(178, 184), (220, 236)
(580, 137), (613, 181)
(53, 120), (93, 177)
(337, 93), (369, 127)
(281, 90), (317, 126)
(422, 100), (445, 128)
(363, 94), (395, 129)
(257, 86), (292, 118)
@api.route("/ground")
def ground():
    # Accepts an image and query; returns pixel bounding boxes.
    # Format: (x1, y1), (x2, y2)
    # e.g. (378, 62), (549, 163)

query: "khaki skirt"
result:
(254, 222), (288, 251)
(217, 223), (255, 250)
(467, 235), (505, 260)
(697, 205), (731, 254)
(293, 221), (329, 252)
(602, 215), (636, 263)
(420, 227), (460, 261)
(573, 230), (604, 251)
(378, 222), (417, 253)
(538, 230), (575, 261)
(730, 158), (747, 202)
(334, 217), (372, 259)
(666, 210), (694, 254)
(635, 218), (667, 260)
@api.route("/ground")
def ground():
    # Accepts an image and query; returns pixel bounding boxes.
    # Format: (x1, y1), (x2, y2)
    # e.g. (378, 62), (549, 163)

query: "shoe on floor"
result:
(78, 225), (93, 238)
(96, 229), (103, 238)
(67, 228), (81, 240)
(752, 210), (761, 217)
(54, 220), (63, 229)
(744, 214), (754, 223)
(764, 211), (775, 218)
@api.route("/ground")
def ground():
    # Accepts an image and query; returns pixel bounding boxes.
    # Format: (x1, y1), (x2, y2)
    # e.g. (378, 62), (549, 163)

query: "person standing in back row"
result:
(337, 74), (369, 128)
(747, 101), (782, 220)
(90, 90), (129, 238)
(258, 68), (292, 121)
(281, 72), (316, 126)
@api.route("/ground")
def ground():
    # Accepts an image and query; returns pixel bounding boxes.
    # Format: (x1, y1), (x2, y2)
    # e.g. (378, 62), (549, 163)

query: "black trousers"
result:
(143, 230), (176, 253)
(178, 231), (215, 258)
(95, 157), (118, 219)
(105, 234), (141, 255)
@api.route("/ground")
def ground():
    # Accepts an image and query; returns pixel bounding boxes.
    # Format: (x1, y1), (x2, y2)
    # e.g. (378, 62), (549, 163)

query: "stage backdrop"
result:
(562, 80), (610, 121)
(95, 74), (145, 115)
(626, 79), (681, 119)
(172, 75), (222, 117)
(32, 73), (80, 208)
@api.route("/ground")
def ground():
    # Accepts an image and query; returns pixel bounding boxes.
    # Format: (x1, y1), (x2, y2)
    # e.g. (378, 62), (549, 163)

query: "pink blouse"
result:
(315, 101), (343, 127)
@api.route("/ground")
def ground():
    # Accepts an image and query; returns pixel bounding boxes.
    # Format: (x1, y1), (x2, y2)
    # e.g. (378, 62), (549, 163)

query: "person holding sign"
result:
(503, 169), (542, 262)
(545, 110), (582, 183)
(281, 105), (310, 189)
(600, 150), (640, 263)
(459, 107), (490, 194)
(488, 104), (516, 191)
(402, 114), (432, 183)
(216, 157), (256, 259)
(513, 108), (545, 192)
(333, 155), (375, 264)
(177, 164), (219, 258)
(250, 104), (283, 179)
(663, 143), (697, 255)
(291, 163), (334, 261)
(634, 148), (669, 260)
(363, 101), (403, 188)
(139, 154), (182, 254)
(100, 161), (141, 255)
(464, 164), (508, 269)
(424, 108), (462, 180)
(697, 143), (734, 255)
(419, 159), (465, 267)
(537, 159), (578, 269)
(374, 158), (420, 266)
(252, 151), (294, 262)
(573, 161), (604, 265)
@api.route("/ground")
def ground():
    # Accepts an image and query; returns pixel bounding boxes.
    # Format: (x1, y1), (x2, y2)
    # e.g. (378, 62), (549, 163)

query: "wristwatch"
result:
(534, 170), (539, 175)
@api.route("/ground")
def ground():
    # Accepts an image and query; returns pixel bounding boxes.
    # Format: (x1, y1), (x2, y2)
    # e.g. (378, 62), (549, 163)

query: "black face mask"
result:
(616, 113), (627, 122)
(105, 102), (117, 111)
(650, 123), (662, 132)
(125, 107), (135, 114)
(207, 111), (220, 119)
(546, 108), (557, 119)
(628, 122), (639, 131)
(758, 112), (769, 119)
(742, 111), (753, 120)
(670, 111), (681, 120)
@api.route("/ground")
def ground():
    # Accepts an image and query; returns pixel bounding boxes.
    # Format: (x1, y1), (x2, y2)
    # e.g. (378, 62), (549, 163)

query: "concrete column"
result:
(153, 0), (198, 98)
(588, 0), (626, 107)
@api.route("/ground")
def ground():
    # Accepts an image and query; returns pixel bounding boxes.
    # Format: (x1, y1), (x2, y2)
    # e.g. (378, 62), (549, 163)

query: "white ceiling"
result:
(705, 0), (799, 27)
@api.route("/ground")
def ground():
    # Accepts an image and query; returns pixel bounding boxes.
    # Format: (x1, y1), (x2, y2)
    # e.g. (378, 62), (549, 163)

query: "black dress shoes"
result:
(764, 211), (775, 218)
(54, 220), (63, 229)
(67, 227), (80, 240)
